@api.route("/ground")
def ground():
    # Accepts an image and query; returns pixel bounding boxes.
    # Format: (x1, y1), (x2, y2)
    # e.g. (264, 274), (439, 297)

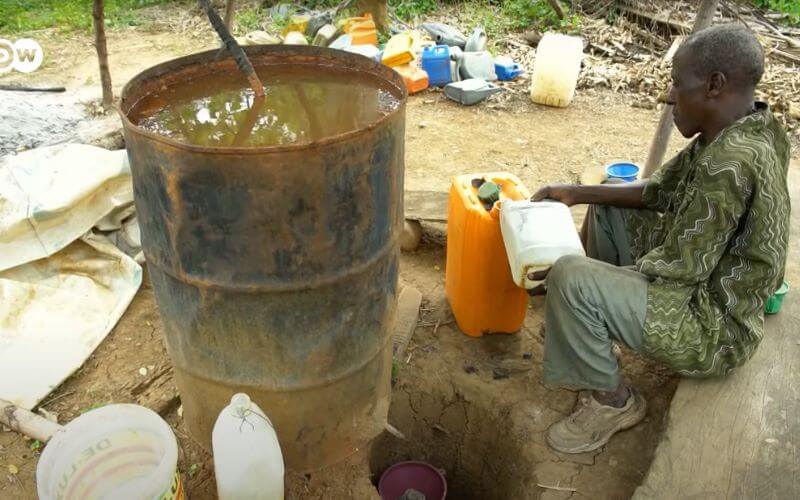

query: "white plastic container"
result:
(213, 393), (284, 500)
(37, 404), (181, 500)
(530, 33), (584, 107)
(344, 43), (382, 62)
(500, 200), (585, 288)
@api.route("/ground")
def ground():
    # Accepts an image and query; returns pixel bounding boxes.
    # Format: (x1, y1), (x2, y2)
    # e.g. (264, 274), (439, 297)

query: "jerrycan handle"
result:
(432, 45), (449, 57)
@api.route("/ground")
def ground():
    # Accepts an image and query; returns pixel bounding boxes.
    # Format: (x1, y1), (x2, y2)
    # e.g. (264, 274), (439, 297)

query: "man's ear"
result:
(706, 71), (726, 98)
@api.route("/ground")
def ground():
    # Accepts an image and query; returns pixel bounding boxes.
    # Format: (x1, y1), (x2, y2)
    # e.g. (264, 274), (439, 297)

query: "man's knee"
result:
(549, 254), (593, 292)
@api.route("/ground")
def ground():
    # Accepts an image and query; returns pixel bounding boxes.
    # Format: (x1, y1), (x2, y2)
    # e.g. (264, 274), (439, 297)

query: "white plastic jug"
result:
(500, 200), (585, 288)
(530, 33), (583, 107)
(37, 404), (181, 500)
(213, 393), (284, 500)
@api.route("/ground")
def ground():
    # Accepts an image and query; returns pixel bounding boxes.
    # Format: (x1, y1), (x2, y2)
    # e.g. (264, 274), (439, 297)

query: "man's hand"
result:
(531, 184), (579, 206)
(526, 268), (550, 296)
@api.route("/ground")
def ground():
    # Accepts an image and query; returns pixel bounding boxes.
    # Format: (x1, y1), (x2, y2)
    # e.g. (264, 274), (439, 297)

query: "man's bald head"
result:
(675, 24), (764, 90)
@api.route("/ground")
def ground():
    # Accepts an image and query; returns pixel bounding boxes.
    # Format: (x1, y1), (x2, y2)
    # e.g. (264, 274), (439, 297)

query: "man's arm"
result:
(532, 181), (649, 209)
(533, 145), (696, 210)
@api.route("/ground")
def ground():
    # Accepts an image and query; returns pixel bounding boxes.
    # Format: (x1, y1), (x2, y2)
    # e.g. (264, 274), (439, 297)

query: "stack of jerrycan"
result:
(382, 32), (416, 67)
(445, 173), (531, 336)
(340, 14), (378, 46)
(385, 31), (430, 94)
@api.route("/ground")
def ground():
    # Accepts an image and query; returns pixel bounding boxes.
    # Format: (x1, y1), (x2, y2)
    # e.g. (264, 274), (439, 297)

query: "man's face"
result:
(667, 51), (710, 138)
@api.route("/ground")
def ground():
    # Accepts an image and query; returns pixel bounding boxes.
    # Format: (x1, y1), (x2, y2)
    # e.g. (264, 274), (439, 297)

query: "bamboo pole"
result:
(642, 0), (719, 178)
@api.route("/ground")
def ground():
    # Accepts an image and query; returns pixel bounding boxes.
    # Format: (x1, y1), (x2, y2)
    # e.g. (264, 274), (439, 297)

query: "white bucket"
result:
(37, 404), (182, 500)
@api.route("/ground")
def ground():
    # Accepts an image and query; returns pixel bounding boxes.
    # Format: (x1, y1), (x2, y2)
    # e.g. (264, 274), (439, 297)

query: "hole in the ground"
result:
(370, 384), (535, 500)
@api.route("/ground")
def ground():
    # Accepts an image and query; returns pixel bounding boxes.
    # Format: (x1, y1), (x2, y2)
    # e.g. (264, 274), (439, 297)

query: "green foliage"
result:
(0, 0), (185, 33)
(234, 4), (268, 34)
(391, 0), (438, 20)
(502, 0), (580, 31)
(455, 0), (580, 41)
(391, 359), (400, 385)
(752, 0), (800, 25)
(0, 0), (585, 38)
(458, 1), (513, 39)
(299, 0), (340, 8)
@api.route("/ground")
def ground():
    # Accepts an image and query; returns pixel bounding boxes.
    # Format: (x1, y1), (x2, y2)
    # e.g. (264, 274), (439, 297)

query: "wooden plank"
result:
(405, 190), (449, 222)
(392, 286), (422, 360)
(634, 298), (800, 499)
(634, 165), (800, 499)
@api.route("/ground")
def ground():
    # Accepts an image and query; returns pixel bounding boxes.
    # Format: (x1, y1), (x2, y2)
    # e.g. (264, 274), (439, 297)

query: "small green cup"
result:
(765, 281), (789, 315)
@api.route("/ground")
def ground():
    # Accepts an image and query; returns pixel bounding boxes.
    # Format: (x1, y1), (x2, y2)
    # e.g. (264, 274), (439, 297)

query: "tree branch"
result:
(546, 0), (566, 20)
(92, 0), (113, 110)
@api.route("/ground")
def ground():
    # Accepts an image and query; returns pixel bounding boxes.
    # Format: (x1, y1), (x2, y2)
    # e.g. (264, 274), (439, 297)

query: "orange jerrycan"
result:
(341, 14), (378, 46)
(446, 173), (531, 337)
(394, 63), (429, 94)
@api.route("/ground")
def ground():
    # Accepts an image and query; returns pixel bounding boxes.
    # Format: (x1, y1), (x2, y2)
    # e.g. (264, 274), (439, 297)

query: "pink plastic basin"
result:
(378, 461), (447, 500)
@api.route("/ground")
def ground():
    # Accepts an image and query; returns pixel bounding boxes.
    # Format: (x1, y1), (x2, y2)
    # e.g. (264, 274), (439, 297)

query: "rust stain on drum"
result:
(118, 45), (406, 471)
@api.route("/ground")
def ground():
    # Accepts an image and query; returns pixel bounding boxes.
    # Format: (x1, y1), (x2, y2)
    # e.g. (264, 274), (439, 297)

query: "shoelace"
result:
(568, 396), (598, 431)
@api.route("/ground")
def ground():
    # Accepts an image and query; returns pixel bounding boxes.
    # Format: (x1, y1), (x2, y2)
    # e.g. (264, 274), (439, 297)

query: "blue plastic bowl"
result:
(606, 162), (640, 182)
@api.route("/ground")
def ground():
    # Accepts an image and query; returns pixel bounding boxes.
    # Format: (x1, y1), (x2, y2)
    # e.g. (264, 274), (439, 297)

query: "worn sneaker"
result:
(546, 388), (646, 454)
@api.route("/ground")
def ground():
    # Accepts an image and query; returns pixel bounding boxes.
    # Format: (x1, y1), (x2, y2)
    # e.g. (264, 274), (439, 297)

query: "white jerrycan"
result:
(500, 200), (585, 288)
(213, 393), (285, 500)
(530, 33), (584, 107)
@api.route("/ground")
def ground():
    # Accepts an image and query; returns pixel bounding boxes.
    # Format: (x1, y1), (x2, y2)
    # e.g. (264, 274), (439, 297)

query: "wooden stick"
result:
(92, 0), (113, 109)
(223, 0), (236, 31)
(0, 84), (65, 92)
(537, 483), (578, 492)
(642, 0), (719, 179)
(232, 95), (265, 146)
(384, 423), (406, 440)
(336, 0), (356, 17)
(771, 48), (800, 65)
(1, 398), (63, 443)
(197, 0), (264, 97)
(546, 0), (566, 20)
(618, 5), (692, 35)
(722, 0), (800, 48)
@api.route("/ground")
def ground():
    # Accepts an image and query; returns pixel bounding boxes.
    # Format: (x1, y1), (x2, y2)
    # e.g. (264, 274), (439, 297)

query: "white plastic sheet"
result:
(0, 144), (142, 409)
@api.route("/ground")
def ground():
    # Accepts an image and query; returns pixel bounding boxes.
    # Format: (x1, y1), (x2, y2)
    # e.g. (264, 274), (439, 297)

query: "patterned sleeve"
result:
(641, 143), (696, 212)
(637, 139), (754, 283)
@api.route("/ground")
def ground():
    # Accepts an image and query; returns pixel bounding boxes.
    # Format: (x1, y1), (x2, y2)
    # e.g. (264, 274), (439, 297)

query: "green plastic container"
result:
(765, 281), (789, 314)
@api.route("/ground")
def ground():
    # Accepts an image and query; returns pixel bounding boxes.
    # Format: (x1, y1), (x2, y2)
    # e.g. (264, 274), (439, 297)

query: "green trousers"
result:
(542, 205), (650, 391)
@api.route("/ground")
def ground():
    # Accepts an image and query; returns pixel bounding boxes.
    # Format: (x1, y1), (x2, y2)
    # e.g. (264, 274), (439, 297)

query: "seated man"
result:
(532, 24), (790, 454)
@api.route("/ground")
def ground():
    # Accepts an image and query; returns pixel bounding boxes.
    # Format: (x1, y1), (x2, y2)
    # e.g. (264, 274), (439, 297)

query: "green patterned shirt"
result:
(629, 104), (790, 377)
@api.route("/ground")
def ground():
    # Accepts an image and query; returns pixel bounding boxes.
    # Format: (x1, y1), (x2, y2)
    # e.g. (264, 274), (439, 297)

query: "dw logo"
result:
(0, 38), (44, 74)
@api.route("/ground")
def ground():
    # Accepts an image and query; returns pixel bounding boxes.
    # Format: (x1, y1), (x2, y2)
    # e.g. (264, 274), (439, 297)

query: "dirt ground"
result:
(0, 18), (756, 500)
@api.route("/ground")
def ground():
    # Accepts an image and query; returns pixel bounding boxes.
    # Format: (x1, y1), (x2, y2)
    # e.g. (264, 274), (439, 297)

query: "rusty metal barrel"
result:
(118, 46), (406, 471)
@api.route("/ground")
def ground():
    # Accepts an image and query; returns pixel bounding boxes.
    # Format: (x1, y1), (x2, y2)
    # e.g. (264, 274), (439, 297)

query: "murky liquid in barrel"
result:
(131, 66), (400, 147)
